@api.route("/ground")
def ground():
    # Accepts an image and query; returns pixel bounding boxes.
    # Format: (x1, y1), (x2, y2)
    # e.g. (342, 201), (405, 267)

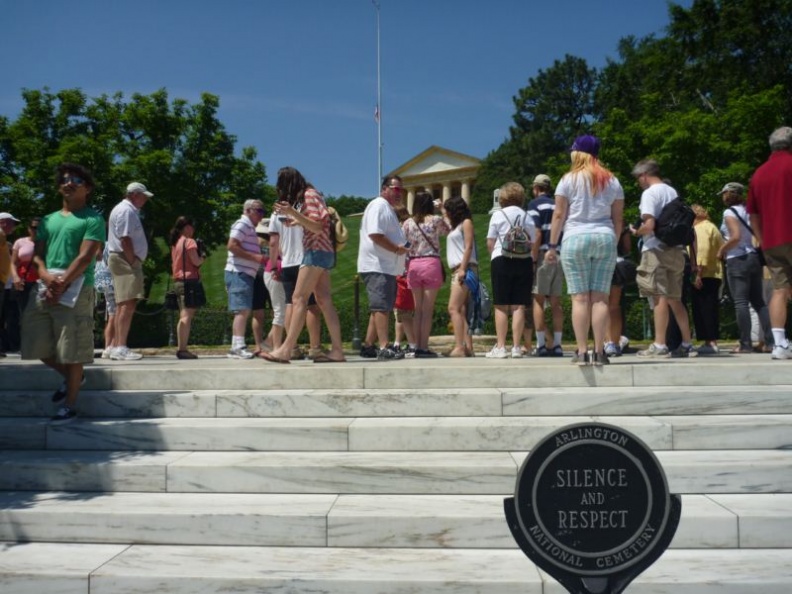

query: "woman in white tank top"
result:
(443, 197), (477, 357)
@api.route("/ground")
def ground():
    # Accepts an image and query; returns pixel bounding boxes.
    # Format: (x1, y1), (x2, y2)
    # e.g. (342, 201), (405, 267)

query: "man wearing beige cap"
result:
(106, 182), (152, 360)
(526, 174), (565, 357)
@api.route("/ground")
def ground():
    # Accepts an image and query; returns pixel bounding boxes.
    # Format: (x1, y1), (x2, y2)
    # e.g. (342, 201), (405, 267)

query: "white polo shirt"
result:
(108, 198), (148, 261)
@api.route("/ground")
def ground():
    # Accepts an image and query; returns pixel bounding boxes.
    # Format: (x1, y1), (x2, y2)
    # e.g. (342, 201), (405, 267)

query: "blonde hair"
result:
(498, 182), (526, 208)
(569, 151), (615, 195)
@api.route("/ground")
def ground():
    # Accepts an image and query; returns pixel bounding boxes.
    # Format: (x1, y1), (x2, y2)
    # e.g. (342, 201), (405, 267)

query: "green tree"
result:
(472, 55), (597, 211)
(0, 87), (272, 291)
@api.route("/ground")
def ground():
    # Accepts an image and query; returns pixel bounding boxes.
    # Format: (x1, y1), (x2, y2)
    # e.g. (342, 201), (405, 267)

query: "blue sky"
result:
(2, 0), (691, 198)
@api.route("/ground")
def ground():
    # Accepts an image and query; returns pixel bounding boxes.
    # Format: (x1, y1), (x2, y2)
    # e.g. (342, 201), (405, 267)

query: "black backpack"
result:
(654, 198), (695, 246)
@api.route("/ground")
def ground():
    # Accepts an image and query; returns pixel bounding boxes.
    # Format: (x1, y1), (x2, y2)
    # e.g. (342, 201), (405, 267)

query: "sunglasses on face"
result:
(61, 175), (85, 186)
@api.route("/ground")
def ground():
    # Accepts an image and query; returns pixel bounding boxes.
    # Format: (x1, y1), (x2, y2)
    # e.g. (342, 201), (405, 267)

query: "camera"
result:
(195, 238), (208, 258)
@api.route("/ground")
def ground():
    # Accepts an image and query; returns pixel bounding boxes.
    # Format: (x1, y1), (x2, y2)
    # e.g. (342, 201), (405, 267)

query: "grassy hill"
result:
(149, 214), (494, 319)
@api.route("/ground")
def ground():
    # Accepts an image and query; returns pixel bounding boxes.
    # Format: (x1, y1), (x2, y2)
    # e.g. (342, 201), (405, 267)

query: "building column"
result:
(461, 179), (471, 204)
(406, 188), (416, 214)
(442, 182), (452, 203)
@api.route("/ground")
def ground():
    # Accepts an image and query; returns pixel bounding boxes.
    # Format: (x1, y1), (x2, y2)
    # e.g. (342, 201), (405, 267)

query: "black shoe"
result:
(415, 348), (439, 358)
(360, 344), (378, 358)
(593, 352), (610, 366)
(51, 406), (77, 423)
(52, 374), (86, 403)
(176, 350), (198, 359)
(377, 346), (405, 360)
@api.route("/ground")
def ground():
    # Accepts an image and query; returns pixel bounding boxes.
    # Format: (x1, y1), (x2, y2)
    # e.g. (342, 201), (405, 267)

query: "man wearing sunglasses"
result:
(357, 175), (409, 360)
(224, 199), (267, 359)
(20, 163), (105, 422)
(107, 181), (153, 361)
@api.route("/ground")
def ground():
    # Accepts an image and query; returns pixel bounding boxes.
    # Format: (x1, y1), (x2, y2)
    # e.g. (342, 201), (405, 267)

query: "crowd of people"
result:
(3, 126), (792, 422)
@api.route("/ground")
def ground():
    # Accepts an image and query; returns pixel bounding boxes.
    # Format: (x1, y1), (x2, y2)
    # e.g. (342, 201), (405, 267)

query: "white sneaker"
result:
(619, 335), (630, 350)
(228, 346), (255, 359)
(485, 346), (508, 359)
(604, 342), (618, 356)
(772, 344), (791, 360)
(510, 346), (522, 359)
(110, 346), (143, 361)
(101, 348), (113, 359)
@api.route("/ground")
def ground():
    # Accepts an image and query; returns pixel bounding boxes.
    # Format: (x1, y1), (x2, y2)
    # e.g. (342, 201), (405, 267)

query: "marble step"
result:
(3, 415), (790, 451)
(3, 385), (792, 419)
(2, 542), (791, 594)
(2, 450), (790, 494)
(4, 355), (792, 391)
(2, 492), (789, 549)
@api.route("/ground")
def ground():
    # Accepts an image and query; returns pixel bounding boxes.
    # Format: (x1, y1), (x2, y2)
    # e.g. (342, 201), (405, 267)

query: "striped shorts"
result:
(560, 233), (617, 294)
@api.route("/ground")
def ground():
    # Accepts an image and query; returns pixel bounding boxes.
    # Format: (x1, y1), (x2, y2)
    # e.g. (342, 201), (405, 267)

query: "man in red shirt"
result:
(747, 126), (792, 360)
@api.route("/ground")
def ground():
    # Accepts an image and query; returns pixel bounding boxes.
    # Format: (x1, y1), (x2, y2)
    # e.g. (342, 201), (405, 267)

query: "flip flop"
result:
(260, 351), (290, 364)
(313, 354), (346, 363)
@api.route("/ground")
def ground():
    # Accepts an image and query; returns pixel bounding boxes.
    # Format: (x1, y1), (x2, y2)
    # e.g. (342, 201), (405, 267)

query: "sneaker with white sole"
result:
(485, 346), (508, 359)
(637, 344), (670, 358)
(110, 346), (143, 361)
(604, 342), (618, 357)
(51, 406), (77, 423)
(227, 346), (255, 359)
(511, 346), (522, 359)
(772, 344), (791, 360)
(101, 348), (114, 359)
(52, 374), (86, 403)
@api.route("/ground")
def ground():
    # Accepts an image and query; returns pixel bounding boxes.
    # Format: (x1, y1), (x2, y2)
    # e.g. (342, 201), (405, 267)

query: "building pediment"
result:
(390, 146), (480, 178)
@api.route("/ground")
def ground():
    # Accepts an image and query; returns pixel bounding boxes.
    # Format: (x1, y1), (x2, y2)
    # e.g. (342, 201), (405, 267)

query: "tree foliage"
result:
(0, 88), (272, 288)
(472, 0), (792, 218)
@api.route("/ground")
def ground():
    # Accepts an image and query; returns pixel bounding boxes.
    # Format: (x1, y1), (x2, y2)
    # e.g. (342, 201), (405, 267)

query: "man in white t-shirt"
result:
(107, 182), (152, 361)
(630, 159), (696, 358)
(357, 175), (409, 360)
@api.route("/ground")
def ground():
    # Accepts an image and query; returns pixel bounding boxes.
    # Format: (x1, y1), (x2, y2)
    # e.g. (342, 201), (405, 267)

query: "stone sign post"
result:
(504, 422), (681, 594)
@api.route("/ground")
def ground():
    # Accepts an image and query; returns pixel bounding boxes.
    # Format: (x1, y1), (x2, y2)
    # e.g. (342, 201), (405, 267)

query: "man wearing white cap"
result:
(106, 182), (152, 360)
(0, 212), (21, 356)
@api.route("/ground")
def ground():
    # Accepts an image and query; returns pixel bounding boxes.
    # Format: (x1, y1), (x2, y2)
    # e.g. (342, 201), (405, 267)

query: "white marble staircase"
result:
(1, 354), (792, 593)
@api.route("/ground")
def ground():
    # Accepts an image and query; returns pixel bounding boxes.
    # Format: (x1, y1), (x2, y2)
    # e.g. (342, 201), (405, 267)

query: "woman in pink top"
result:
(12, 217), (41, 313)
(169, 216), (205, 359)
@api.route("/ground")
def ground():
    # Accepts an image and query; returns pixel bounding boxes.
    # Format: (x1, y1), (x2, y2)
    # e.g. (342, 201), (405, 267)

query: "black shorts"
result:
(252, 270), (271, 310)
(280, 265), (317, 306)
(490, 256), (533, 306)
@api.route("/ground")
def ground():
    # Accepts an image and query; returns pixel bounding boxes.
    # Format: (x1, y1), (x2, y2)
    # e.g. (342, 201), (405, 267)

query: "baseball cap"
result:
(570, 134), (601, 158)
(0, 212), (20, 223)
(126, 182), (154, 198)
(717, 182), (744, 195)
(532, 174), (552, 186)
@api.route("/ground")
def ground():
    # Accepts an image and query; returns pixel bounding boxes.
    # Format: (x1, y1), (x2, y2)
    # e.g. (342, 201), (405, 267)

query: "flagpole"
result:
(374, 0), (382, 189)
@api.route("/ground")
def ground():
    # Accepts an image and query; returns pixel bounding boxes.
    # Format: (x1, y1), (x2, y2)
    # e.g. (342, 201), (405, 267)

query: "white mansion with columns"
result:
(387, 145), (480, 213)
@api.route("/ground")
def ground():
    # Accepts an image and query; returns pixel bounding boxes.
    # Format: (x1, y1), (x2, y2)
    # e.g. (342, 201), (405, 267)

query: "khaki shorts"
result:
(763, 243), (792, 290)
(533, 251), (564, 296)
(636, 248), (685, 300)
(21, 285), (96, 364)
(108, 252), (144, 302)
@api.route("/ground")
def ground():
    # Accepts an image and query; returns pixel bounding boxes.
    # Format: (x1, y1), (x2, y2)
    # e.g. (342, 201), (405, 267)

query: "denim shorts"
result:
(302, 249), (335, 270)
(225, 270), (255, 312)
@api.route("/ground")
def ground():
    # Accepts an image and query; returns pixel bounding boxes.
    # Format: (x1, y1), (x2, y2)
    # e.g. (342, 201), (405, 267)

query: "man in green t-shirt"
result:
(21, 163), (106, 423)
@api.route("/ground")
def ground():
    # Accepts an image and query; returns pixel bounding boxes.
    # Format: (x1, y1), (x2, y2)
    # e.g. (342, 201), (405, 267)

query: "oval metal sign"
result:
(513, 422), (671, 577)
